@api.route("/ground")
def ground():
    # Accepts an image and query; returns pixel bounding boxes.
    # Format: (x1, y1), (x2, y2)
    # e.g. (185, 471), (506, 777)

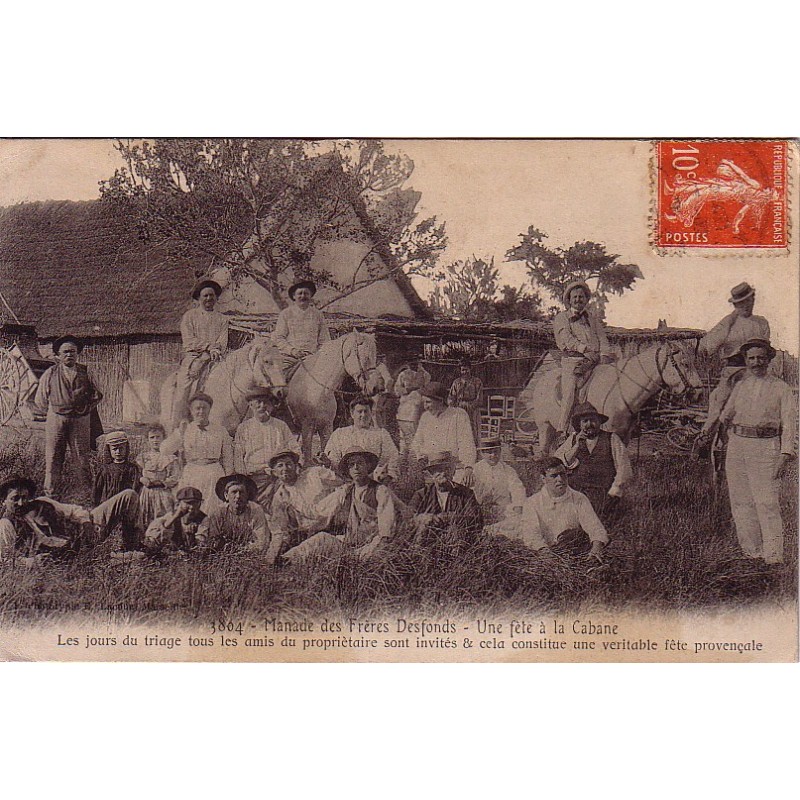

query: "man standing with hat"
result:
(394, 355), (431, 454)
(719, 339), (796, 565)
(410, 382), (477, 485)
(198, 474), (273, 556)
(273, 280), (331, 379)
(34, 334), (103, 499)
(448, 357), (484, 439)
(282, 448), (399, 564)
(552, 280), (612, 441)
(233, 387), (301, 506)
(697, 282), (771, 441)
(553, 401), (632, 518)
(174, 278), (229, 428)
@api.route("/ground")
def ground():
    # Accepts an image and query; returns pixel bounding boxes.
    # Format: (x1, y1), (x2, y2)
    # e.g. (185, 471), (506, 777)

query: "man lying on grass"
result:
(516, 457), (608, 563)
(281, 448), (399, 564)
(0, 476), (143, 565)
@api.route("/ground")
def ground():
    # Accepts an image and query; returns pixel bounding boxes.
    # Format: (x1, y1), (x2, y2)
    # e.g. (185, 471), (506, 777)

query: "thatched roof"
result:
(0, 187), (431, 341)
(0, 200), (202, 340)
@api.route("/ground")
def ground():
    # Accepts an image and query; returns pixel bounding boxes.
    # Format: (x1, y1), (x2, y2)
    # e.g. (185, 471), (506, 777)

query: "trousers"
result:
(558, 356), (587, 434)
(89, 489), (142, 551)
(725, 435), (785, 563)
(45, 410), (91, 497)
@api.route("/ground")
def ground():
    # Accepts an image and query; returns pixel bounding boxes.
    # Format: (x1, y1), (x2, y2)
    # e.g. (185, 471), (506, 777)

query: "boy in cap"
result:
(174, 278), (228, 428)
(410, 382), (477, 485)
(552, 280), (612, 441)
(697, 282), (771, 442)
(34, 334), (103, 499)
(93, 430), (140, 507)
(719, 339), (796, 565)
(0, 475), (142, 563)
(233, 387), (301, 506)
(144, 486), (206, 553)
(282, 448), (398, 564)
(411, 452), (483, 549)
(273, 280), (331, 379)
(553, 401), (632, 518)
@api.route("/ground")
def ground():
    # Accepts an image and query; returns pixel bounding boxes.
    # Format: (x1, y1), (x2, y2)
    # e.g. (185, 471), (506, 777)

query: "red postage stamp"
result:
(656, 140), (788, 249)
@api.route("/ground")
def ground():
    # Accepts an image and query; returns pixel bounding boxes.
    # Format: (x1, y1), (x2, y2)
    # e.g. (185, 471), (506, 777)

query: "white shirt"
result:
(553, 309), (611, 356)
(472, 459), (526, 509)
(234, 416), (301, 475)
(273, 304), (331, 356)
(553, 431), (633, 497)
(161, 422), (233, 469)
(181, 307), (229, 356)
(520, 486), (608, 551)
(700, 313), (770, 361)
(720, 373), (797, 455)
(410, 406), (477, 467)
(0, 498), (91, 559)
(325, 425), (400, 479)
(315, 481), (397, 541)
(269, 467), (338, 532)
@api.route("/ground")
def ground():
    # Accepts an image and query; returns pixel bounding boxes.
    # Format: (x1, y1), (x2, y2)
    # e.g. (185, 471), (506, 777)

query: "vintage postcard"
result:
(0, 138), (796, 662)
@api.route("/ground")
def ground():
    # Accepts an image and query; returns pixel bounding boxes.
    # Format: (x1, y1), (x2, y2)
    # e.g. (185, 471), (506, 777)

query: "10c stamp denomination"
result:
(656, 140), (788, 249)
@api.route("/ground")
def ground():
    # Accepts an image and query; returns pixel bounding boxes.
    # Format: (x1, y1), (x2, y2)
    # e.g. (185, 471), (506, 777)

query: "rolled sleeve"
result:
(519, 498), (548, 551)
(780, 384), (797, 456)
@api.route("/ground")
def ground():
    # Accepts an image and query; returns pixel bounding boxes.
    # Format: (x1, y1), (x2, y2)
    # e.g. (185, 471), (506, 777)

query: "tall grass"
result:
(0, 431), (796, 625)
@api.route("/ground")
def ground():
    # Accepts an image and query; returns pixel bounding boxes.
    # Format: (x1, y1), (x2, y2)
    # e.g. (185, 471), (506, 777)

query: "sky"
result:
(1, 138), (797, 352)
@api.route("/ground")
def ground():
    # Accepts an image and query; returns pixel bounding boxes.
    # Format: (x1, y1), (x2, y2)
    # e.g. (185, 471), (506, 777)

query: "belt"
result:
(186, 458), (220, 466)
(731, 424), (780, 439)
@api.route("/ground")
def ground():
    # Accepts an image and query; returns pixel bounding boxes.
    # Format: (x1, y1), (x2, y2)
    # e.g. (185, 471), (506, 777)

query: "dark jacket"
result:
(411, 482), (483, 542)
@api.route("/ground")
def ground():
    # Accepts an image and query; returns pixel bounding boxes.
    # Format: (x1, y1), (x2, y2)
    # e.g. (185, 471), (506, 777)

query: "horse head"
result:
(658, 341), (703, 401)
(248, 336), (288, 400)
(342, 331), (379, 394)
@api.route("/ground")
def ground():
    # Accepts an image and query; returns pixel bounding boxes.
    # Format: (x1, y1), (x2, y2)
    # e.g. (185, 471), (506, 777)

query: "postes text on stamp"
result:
(656, 140), (788, 249)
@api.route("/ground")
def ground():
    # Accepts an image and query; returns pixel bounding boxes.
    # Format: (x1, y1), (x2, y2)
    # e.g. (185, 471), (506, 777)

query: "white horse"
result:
(285, 331), (380, 464)
(160, 337), (287, 434)
(520, 341), (702, 456)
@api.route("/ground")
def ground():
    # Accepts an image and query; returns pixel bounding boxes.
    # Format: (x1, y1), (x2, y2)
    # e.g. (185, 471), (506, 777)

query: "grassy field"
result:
(0, 426), (796, 625)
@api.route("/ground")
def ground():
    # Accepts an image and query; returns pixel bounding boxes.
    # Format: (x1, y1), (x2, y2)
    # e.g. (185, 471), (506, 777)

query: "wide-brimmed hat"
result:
(422, 451), (457, 472)
(562, 280), (591, 306)
(191, 278), (223, 300)
(288, 280), (317, 300)
(338, 448), (379, 477)
(420, 382), (448, 403)
(478, 438), (502, 451)
(268, 450), (301, 469)
(52, 335), (84, 354)
(245, 386), (278, 404)
(215, 474), (258, 501)
(739, 338), (776, 361)
(176, 486), (203, 503)
(728, 282), (755, 304)
(571, 401), (609, 430)
(188, 391), (214, 408)
(0, 476), (38, 501)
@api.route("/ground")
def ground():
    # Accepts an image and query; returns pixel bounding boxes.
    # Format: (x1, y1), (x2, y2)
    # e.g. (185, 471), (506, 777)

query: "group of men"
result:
(0, 275), (795, 574)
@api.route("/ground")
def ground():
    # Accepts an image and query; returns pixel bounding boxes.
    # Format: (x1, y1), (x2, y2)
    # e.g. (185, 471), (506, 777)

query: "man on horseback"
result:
(175, 279), (229, 427)
(552, 280), (612, 442)
(695, 282), (770, 446)
(273, 280), (331, 381)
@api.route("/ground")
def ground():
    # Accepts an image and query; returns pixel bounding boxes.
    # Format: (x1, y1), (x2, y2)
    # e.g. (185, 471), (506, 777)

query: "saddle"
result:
(539, 351), (595, 404)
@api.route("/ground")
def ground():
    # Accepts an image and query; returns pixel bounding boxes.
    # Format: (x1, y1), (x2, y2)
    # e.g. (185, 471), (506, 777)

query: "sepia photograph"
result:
(0, 137), (796, 662)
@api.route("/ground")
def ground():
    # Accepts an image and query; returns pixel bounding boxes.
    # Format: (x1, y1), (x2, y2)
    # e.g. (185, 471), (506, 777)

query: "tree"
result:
(100, 138), (446, 309)
(427, 257), (547, 322)
(506, 227), (643, 318)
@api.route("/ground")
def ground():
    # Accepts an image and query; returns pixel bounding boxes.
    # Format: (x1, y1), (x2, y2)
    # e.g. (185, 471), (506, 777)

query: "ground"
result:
(0, 425), (796, 625)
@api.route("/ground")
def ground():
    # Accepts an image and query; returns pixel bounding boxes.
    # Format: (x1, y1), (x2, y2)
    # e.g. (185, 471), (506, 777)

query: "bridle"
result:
(343, 332), (379, 392)
(655, 344), (700, 397)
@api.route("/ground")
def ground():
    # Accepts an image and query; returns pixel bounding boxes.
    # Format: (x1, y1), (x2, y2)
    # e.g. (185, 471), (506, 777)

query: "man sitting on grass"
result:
(197, 474), (275, 559)
(517, 457), (608, 563)
(281, 448), (398, 564)
(144, 486), (206, 553)
(411, 451), (483, 552)
(0, 475), (143, 564)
